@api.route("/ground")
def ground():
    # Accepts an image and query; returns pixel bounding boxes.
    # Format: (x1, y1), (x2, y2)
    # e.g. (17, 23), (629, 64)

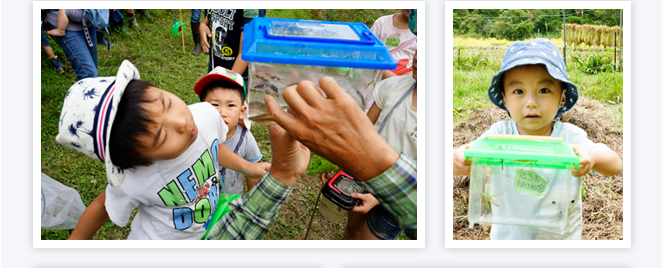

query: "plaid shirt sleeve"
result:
(204, 172), (293, 240)
(358, 153), (417, 239)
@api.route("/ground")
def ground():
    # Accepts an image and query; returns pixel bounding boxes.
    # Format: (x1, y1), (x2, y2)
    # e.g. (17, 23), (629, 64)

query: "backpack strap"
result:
(389, 36), (417, 54)
(219, 127), (248, 177)
(378, 82), (416, 134)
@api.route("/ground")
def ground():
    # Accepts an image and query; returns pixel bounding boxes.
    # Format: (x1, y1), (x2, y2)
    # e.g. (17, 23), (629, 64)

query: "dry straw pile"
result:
(453, 97), (624, 240)
(563, 23), (622, 48)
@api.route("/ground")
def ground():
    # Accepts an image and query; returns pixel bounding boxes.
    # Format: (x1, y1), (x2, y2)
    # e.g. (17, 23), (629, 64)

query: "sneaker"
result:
(50, 56), (64, 74)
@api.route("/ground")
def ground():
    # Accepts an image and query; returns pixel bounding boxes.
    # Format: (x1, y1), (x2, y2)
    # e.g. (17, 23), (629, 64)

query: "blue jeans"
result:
(191, 9), (201, 23)
(41, 29), (51, 47)
(50, 23), (98, 80)
(110, 9), (123, 24)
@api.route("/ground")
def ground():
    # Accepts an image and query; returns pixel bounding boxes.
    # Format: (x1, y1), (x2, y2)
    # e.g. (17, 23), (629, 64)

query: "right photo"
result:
(449, 6), (628, 241)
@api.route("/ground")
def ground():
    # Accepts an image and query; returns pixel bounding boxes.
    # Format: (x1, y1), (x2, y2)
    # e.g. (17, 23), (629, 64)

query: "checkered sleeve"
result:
(206, 172), (293, 240)
(358, 153), (418, 239)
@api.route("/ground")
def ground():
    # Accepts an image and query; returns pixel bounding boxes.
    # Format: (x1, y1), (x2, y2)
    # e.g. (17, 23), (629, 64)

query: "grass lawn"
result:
(41, 9), (400, 240)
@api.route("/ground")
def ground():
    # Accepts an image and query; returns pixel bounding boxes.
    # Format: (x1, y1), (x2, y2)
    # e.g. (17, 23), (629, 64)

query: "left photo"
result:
(39, 7), (419, 242)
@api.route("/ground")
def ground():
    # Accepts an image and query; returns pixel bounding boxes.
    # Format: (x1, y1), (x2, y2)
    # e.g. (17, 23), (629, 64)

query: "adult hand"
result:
(570, 144), (594, 177)
(267, 123), (310, 186)
(350, 193), (380, 214)
(264, 77), (399, 182)
(453, 144), (472, 176)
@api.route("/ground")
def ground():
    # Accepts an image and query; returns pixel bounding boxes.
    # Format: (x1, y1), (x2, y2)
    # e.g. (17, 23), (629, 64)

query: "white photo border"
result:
(445, 1), (631, 248)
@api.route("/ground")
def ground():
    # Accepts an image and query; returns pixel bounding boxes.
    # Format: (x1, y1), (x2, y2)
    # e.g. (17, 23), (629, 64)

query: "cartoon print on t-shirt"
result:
(209, 9), (237, 59)
(156, 139), (221, 231)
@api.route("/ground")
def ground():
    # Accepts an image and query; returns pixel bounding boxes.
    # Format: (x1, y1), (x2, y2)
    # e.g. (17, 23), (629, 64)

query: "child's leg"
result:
(127, 9), (139, 28)
(47, 9), (68, 37)
(343, 211), (379, 240)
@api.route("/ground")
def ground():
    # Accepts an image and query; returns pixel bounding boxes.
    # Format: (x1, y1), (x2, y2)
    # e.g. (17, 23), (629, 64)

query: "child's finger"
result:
(351, 193), (371, 201)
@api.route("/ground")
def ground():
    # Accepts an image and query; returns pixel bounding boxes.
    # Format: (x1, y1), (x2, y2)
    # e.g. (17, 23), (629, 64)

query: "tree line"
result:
(453, 9), (621, 41)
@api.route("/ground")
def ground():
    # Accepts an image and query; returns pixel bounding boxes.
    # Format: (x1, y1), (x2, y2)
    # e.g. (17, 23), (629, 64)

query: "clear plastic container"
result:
(464, 136), (580, 230)
(318, 194), (348, 223)
(246, 63), (382, 123)
(242, 17), (397, 124)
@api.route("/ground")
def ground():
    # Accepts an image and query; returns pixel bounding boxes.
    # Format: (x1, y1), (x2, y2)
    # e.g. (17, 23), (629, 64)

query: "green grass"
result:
(41, 9), (397, 240)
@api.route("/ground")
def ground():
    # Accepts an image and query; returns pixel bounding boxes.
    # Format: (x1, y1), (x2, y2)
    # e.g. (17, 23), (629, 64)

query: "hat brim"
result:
(488, 62), (579, 118)
(104, 60), (141, 187)
(194, 73), (245, 98)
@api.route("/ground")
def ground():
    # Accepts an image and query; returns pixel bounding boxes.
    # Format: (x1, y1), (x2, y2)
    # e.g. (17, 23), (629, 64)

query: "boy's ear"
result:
(240, 103), (248, 120)
(560, 88), (567, 108)
(501, 91), (509, 109)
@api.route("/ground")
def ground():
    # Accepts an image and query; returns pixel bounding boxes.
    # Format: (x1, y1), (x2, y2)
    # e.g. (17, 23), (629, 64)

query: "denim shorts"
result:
(366, 204), (402, 240)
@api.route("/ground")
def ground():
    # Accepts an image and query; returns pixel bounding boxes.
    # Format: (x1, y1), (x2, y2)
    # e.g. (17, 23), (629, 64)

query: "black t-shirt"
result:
(205, 9), (265, 77)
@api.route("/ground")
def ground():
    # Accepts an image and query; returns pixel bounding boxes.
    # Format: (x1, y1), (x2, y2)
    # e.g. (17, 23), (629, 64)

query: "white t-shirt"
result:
(370, 14), (417, 69)
(105, 102), (229, 240)
(373, 75), (417, 161)
(480, 120), (611, 240)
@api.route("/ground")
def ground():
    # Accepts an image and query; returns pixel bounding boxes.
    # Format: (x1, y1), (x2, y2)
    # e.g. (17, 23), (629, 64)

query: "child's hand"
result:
(453, 144), (472, 176)
(318, 171), (335, 184)
(570, 144), (594, 177)
(200, 24), (211, 54)
(350, 193), (380, 214)
(245, 162), (271, 178)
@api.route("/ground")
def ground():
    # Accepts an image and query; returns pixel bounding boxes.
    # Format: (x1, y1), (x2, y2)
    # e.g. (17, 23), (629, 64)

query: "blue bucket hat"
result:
(488, 38), (578, 118)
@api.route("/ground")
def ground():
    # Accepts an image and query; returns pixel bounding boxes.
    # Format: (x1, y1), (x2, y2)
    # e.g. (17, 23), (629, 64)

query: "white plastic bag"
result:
(41, 173), (87, 229)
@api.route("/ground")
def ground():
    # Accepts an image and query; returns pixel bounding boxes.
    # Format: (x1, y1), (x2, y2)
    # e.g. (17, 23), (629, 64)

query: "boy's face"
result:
(136, 86), (198, 163)
(204, 87), (246, 132)
(501, 64), (566, 136)
(412, 50), (417, 81)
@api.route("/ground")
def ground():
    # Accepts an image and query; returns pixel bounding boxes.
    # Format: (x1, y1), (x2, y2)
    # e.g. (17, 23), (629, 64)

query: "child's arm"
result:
(68, 190), (109, 240)
(230, 32), (249, 76)
(47, 9), (69, 36)
(245, 176), (260, 191)
(218, 143), (270, 178)
(570, 144), (622, 177)
(366, 103), (382, 125)
(453, 144), (472, 176)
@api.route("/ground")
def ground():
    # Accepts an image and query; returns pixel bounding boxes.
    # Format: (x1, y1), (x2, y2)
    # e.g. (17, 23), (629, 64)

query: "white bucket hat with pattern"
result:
(56, 60), (140, 187)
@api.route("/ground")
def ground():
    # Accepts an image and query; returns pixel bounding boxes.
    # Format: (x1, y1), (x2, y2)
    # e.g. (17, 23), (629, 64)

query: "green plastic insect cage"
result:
(463, 135), (580, 232)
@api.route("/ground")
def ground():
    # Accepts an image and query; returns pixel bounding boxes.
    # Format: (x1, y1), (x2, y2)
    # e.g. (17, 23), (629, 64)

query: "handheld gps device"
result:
(321, 171), (365, 210)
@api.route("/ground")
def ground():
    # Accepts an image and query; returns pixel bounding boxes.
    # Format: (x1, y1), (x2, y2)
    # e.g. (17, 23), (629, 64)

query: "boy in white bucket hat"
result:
(452, 38), (621, 240)
(58, 60), (308, 240)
